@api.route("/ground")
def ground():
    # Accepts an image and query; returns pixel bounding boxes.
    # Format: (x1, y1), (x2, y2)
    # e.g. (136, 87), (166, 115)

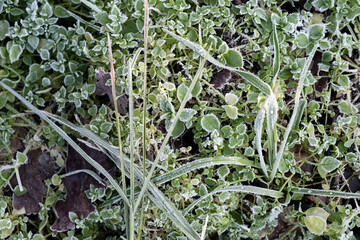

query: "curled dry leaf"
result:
(95, 68), (128, 115)
(10, 149), (55, 215)
(210, 69), (232, 89)
(50, 142), (115, 233)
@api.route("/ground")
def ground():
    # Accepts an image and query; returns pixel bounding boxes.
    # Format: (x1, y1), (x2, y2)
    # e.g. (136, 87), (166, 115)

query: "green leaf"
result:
(0, 20), (9, 41)
(64, 75), (75, 85)
(172, 121), (185, 138)
(304, 216), (327, 235)
(40, 3), (53, 17)
(217, 165), (229, 178)
(28, 35), (39, 49)
(304, 207), (330, 235)
(296, 33), (309, 48)
(224, 49), (243, 68)
(177, 83), (190, 102)
(9, 43), (23, 63)
(16, 152), (27, 164)
(179, 108), (197, 122)
(54, 6), (70, 18)
(0, 219), (11, 230)
(309, 24), (325, 40)
(223, 105), (238, 120)
(320, 156), (340, 172)
(14, 185), (27, 196)
(224, 93), (238, 105)
(201, 114), (220, 132)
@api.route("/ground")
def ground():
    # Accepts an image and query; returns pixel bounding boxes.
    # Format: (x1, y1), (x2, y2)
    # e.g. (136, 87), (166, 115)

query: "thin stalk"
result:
(107, 33), (129, 238)
(128, 48), (143, 240)
(134, 45), (211, 213)
(137, 0), (149, 238)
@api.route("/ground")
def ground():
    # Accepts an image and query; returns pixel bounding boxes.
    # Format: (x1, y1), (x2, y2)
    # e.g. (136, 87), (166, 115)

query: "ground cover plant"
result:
(1, 0), (360, 239)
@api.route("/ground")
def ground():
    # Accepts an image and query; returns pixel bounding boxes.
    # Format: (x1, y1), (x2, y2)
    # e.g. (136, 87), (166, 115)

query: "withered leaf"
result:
(95, 68), (128, 115)
(309, 51), (329, 92)
(51, 142), (115, 233)
(10, 149), (55, 215)
(210, 69), (231, 89)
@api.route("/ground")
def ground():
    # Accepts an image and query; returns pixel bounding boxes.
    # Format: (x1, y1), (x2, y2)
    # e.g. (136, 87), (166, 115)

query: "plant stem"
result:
(107, 33), (129, 238)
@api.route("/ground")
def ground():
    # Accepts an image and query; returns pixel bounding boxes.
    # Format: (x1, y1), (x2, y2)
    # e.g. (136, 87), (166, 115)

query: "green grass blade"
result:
(255, 98), (269, 178)
(266, 93), (278, 168)
(163, 29), (272, 96)
(270, 44), (319, 180)
(288, 99), (307, 144)
(153, 156), (255, 185)
(59, 169), (106, 185)
(0, 81), (130, 207)
(290, 187), (360, 199)
(272, 22), (280, 87)
(80, 0), (102, 13)
(146, 181), (201, 240)
(183, 185), (284, 214)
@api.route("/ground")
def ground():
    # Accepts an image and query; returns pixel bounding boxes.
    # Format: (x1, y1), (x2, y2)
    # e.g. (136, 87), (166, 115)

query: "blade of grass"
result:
(266, 93), (278, 168)
(153, 156), (255, 185)
(59, 169), (106, 185)
(0, 81), (130, 207)
(200, 215), (209, 240)
(183, 185), (284, 214)
(288, 99), (307, 144)
(271, 21), (280, 87)
(290, 187), (360, 199)
(315, 196), (342, 224)
(270, 44), (319, 180)
(133, 45), (211, 214)
(255, 98), (269, 178)
(163, 29), (272, 96)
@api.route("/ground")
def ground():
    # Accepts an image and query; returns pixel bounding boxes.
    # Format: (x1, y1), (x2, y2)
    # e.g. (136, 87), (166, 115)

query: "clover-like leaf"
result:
(201, 114), (220, 133)
(304, 207), (330, 235)
(224, 49), (243, 68)
(223, 105), (238, 120)
(179, 108), (197, 122)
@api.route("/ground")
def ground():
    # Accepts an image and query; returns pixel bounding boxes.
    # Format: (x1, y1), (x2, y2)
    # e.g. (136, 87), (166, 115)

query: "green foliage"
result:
(1, 0), (360, 239)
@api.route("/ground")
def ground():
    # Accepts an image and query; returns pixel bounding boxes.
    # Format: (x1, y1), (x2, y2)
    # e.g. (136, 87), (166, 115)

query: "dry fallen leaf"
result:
(210, 69), (232, 89)
(51, 142), (115, 233)
(10, 149), (55, 215)
(95, 68), (128, 115)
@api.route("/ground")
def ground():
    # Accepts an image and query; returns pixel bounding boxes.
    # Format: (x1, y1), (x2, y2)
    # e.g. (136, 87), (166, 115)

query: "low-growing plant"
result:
(1, 0), (360, 239)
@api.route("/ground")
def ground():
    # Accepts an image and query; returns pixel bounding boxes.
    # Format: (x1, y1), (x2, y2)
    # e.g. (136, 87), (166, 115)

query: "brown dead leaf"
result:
(50, 142), (115, 233)
(10, 149), (55, 215)
(95, 68), (128, 115)
(210, 69), (231, 89)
